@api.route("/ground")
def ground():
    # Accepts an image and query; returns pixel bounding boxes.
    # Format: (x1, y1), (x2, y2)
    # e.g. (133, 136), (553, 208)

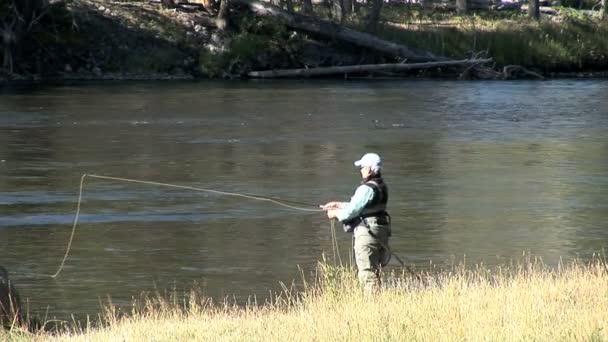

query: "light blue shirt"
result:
(336, 184), (375, 222)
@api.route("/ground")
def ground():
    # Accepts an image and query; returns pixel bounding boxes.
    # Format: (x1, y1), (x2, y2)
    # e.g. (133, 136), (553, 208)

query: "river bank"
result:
(2, 260), (608, 341)
(1, 0), (608, 82)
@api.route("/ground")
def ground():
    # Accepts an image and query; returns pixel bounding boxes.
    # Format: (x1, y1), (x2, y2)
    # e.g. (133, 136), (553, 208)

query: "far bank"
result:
(1, 0), (608, 83)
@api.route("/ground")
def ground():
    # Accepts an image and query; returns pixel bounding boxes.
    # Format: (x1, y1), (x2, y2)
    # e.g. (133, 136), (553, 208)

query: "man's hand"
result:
(320, 201), (345, 210)
(326, 209), (339, 220)
(321, 202), (346, 220)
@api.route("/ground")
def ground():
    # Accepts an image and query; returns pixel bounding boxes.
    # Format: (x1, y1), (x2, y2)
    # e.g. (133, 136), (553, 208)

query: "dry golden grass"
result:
(3, 259), (608, 341)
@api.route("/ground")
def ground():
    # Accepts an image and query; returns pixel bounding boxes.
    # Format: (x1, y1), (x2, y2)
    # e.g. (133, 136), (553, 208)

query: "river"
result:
(1, 79), (607, 321)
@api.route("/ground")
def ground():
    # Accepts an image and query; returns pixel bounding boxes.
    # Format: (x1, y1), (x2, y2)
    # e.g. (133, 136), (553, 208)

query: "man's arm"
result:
(324, 185), (374, 221)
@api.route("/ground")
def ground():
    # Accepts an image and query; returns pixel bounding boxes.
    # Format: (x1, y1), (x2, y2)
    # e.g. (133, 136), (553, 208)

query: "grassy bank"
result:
(3, 260), (608, 341)
(2, 0), (608, 80)
(376, 7), (608, 72)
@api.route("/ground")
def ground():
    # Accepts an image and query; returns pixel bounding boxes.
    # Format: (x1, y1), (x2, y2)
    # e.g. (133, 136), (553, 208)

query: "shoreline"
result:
(2, 69), (608, 86)
(2, 0), (608, 84)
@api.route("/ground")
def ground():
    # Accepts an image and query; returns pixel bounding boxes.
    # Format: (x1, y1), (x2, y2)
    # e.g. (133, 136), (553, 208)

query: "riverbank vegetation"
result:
(2, 259), (608, 341)
(1, 0), (607, 81)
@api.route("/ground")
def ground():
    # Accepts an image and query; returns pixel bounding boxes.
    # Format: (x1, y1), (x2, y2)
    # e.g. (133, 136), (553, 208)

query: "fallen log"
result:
(231, 0), (450, 62)
(247, 58), (492, 78)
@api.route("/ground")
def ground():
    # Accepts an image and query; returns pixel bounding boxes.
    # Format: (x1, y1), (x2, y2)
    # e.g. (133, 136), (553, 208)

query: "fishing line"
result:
(329, 219), (342, 266)
(41, 174), (323, 279)
(86, 174), (324, 212)
(30, 174), (414, 280)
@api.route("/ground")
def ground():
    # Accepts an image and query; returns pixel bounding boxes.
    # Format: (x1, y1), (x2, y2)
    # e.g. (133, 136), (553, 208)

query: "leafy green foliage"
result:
(199, 48), (227, 78)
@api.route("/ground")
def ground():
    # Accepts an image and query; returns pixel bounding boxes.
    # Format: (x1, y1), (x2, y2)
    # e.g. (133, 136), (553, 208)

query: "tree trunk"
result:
(1, 16), (16, 73)
(332, 0), (345, 22)
(456, 0), (467, 14)
(301, 0), (313, 14)
(2, 42), (14, 74)
(343, 0), (353, 17)
(285, 0), (294, 12)
(353, 0), (360, 14)
(528, 0), (539, 19)
(365, 0), (383, 33)
(248, 59), (491, 78)
(231, 0), (448, 62)
(601, 0), (607, 20)
(1, 0), (48, 73)
(216, 0), (230, 31)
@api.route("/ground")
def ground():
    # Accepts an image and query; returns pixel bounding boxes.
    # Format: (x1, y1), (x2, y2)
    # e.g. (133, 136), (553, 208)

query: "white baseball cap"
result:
(354, 153), (382, 168)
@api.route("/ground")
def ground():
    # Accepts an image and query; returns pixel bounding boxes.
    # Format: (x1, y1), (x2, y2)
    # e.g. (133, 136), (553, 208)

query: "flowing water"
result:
(1, 79), (607, 321)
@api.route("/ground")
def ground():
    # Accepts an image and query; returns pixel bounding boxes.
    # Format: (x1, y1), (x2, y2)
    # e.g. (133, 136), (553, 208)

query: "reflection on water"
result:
(1, 80), (607, 320)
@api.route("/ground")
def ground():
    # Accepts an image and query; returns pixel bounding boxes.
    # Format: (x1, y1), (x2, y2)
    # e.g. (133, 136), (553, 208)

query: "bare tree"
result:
(365, 0), (383, 33)
(286, 0), (294, 12)
(528, 0), (539, 19)
(343, 0), (353, 17)
(332, 0), (345, 22)
(217, 0), (230, 31)
(301, 0), (313, 14)
(1, 15), (17, 73)
(0, 0), (49, 74)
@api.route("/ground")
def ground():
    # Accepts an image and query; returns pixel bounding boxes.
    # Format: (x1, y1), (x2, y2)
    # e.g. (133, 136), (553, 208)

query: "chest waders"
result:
(342, 178), (418, 280)
(343, 177), (392, 289)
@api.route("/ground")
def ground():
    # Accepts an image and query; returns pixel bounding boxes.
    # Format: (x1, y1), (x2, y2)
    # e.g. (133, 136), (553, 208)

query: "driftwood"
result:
(247, 58), (492, 78)
(231, 0), (450, 62)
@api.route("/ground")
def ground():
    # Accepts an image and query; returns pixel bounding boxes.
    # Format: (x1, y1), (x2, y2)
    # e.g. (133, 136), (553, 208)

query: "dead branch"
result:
(503, 65), (545, 79)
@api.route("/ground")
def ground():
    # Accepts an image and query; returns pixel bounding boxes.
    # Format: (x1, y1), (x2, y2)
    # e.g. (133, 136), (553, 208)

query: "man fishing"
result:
(321, 152), (391, 291)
